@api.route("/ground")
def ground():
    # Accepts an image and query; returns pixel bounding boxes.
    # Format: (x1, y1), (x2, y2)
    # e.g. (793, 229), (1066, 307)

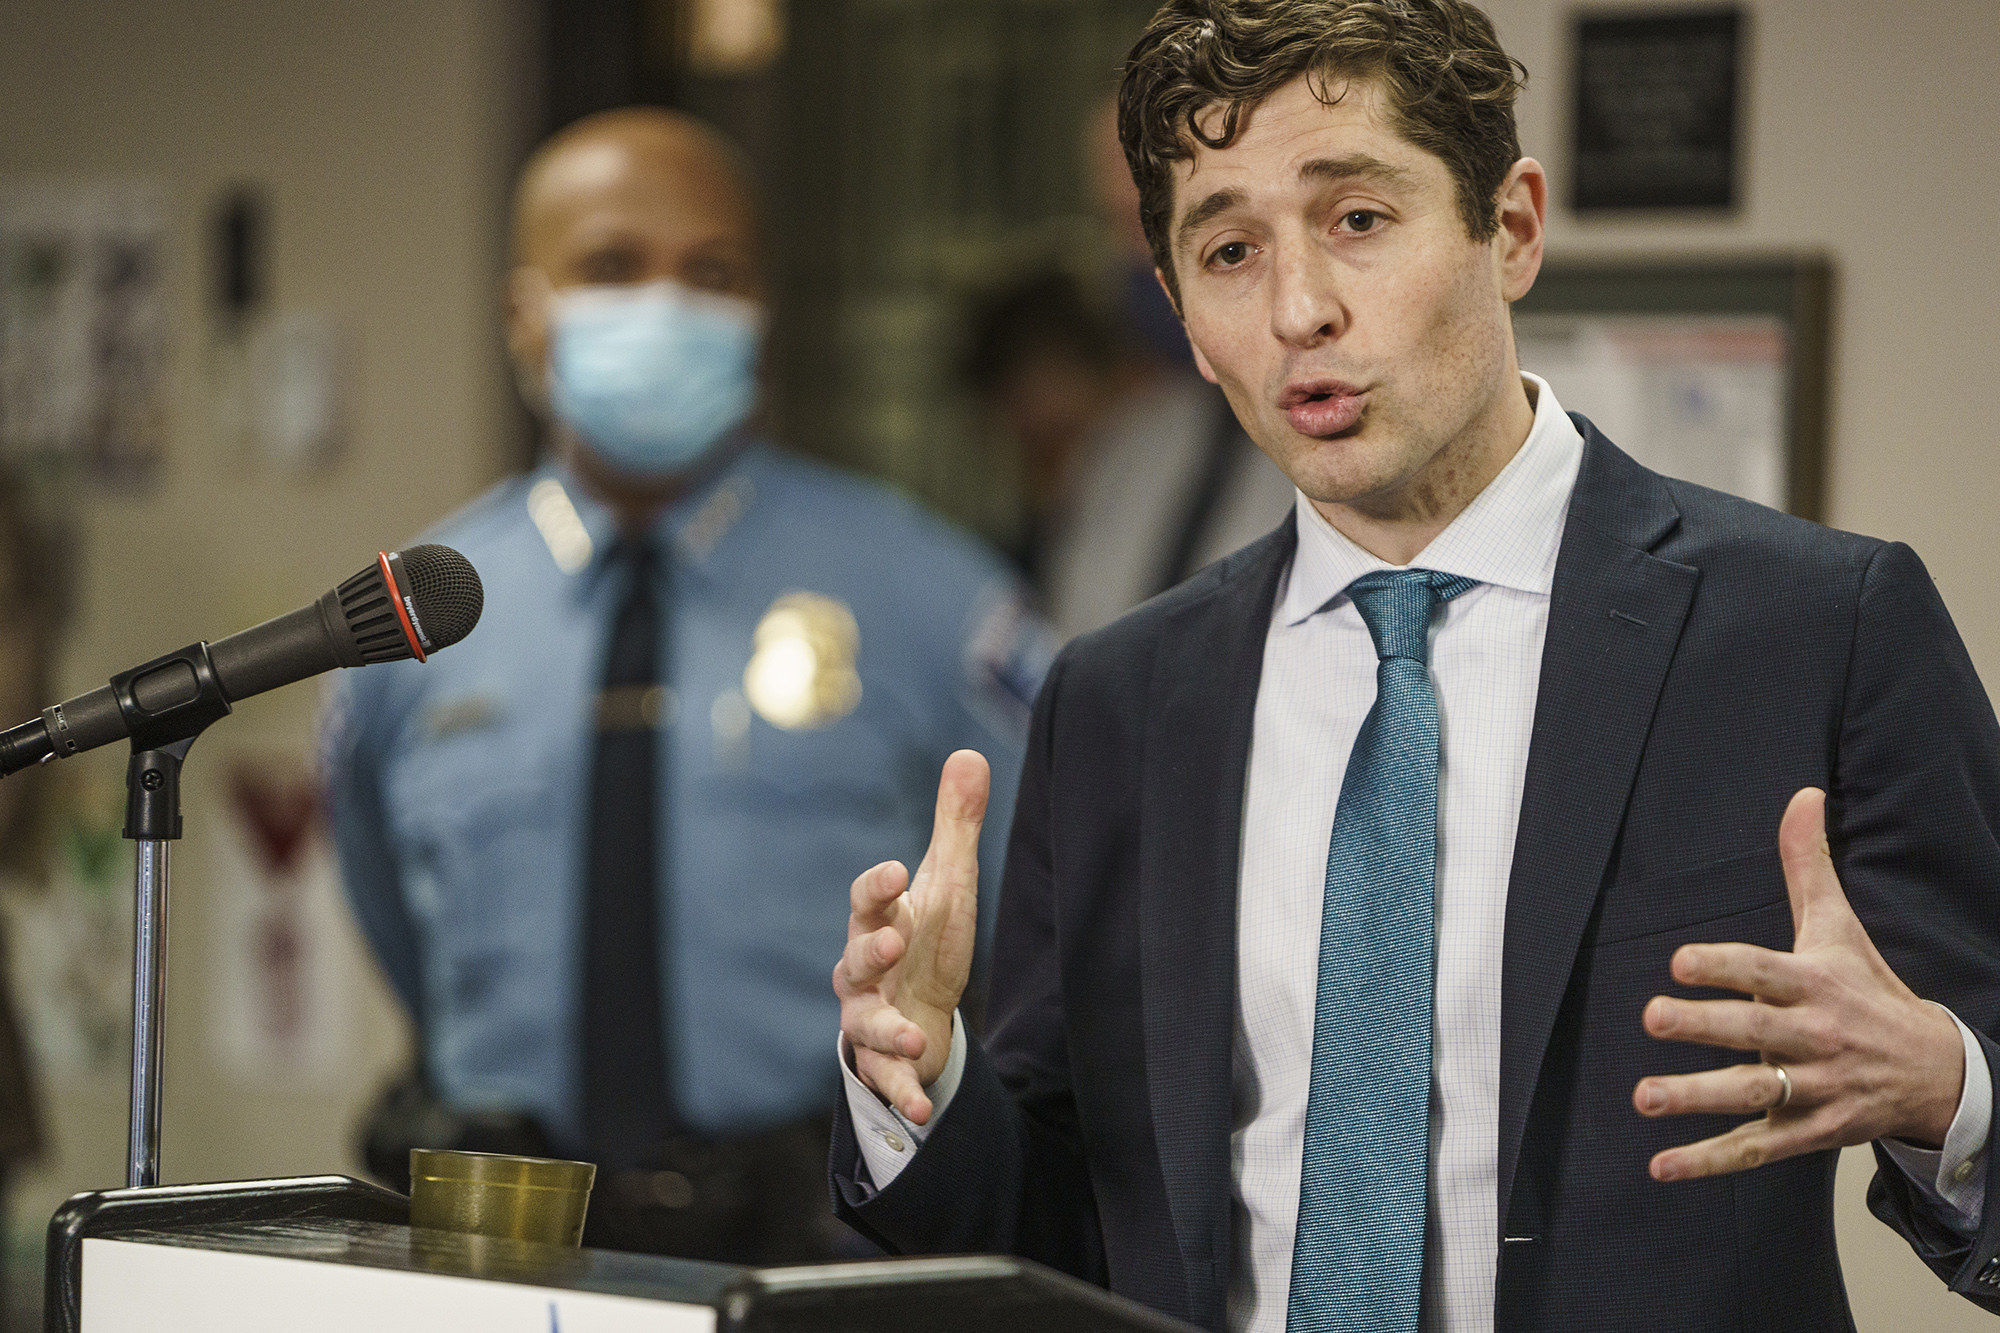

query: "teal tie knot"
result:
(1344, 569), (1477, 665)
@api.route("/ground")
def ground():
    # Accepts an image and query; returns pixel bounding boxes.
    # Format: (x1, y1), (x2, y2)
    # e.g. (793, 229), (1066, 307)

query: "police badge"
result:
(743, 592), (862, 730)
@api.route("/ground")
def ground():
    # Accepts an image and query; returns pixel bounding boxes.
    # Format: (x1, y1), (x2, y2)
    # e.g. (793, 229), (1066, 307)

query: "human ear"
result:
(1155, 265), (1216, 382)
(1187, 334), (1222, 386)
(1493, 158), (1547, 303)
(1152, 265), (1182, 320)
(504, 266), (555, 411)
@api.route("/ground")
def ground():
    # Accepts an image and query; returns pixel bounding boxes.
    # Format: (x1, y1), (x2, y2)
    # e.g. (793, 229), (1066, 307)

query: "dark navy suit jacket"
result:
(831, 421), (2000, 1331)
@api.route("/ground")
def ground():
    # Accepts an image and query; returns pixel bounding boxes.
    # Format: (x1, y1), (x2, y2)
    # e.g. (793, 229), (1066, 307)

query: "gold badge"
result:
(743, 592), (861, 730)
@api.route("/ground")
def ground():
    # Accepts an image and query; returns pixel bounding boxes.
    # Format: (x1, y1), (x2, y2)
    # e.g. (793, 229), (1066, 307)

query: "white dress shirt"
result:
(1229, 374), (1580, 1332)
(844, 374), (1989, 1333)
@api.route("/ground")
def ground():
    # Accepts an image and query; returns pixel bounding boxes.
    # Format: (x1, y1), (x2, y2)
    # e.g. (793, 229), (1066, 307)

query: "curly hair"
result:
(1118, 0), (1527, 303)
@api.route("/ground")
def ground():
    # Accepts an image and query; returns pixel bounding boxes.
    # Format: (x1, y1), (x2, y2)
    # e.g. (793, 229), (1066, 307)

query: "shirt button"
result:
(1954, 1160), (1977, 1184)
(882, 1131), (905, 1153)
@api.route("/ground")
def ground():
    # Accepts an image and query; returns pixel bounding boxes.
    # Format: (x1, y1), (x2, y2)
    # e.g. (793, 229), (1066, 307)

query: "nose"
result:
(1268, 240), (1346, 348)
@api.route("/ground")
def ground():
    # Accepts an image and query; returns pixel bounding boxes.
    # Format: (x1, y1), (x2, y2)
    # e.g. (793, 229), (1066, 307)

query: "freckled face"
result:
(1168, 76), (1526, 517)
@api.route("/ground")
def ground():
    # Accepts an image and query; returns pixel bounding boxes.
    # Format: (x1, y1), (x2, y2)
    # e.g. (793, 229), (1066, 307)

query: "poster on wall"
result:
(1516, 314), (1787, 509)
(207, 758), (352, 1084)
(1, 776), (134, 1079)
(0, 179), (169, 488)
(1513, 258), (1833, 519)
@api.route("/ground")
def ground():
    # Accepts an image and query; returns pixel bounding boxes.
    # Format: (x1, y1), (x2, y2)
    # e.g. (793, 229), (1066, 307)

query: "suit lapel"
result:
(1139, 519), (1294, 1329)
(1495, 420), (1700, 1226)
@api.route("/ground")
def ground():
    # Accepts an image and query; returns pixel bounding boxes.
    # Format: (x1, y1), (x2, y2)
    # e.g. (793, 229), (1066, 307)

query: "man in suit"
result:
(827, 2), (2000, 1329)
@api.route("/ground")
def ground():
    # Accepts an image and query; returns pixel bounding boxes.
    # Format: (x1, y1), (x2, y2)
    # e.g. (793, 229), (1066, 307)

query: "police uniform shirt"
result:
(324, 440), (1050, 1147)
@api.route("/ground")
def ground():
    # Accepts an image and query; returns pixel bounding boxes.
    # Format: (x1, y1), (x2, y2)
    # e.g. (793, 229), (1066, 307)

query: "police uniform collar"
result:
(530, 439), (766, 591)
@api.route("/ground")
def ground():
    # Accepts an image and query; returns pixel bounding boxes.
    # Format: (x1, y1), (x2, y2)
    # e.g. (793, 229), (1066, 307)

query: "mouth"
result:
(1278, 378), (1367, 439)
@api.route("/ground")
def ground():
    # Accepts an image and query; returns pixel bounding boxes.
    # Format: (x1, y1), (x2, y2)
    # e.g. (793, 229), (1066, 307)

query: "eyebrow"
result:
(1174, 154), (1417, 255)
(1174, 187), (1246, 255)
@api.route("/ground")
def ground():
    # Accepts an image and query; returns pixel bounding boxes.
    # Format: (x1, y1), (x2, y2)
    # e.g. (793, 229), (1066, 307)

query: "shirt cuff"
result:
(838, 1011), (967, 1193)
(1879, 1005), (1990, 1231)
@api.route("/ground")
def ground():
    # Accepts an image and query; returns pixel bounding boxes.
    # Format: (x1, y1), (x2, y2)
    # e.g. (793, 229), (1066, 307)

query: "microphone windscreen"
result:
(396, 544), (484, 650)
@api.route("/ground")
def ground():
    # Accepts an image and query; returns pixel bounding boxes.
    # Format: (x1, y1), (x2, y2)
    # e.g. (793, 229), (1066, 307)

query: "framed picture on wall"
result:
(1512, 256), (1834, 519)
(1570, 8), (1746, 212)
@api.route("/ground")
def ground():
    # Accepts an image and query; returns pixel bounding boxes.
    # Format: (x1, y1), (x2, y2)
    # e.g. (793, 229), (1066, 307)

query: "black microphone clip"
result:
(110, 644), (234, 752)
(110, 644), (236, 839)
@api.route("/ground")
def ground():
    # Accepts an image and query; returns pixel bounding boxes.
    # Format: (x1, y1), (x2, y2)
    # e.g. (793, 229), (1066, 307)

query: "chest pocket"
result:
(385, 726), (573, 951)
(709, 689), (914, 822)
(1592, 845), (1789, 948)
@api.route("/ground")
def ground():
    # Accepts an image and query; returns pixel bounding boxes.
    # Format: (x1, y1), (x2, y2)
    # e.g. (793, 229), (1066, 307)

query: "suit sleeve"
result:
(321, 675), (424, 1017)
(831, 646), (1108, 1283)
(1825, 541), (2000, 1308)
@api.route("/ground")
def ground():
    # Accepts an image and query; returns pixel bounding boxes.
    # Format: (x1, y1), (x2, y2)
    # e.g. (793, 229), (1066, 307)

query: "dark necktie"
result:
(1289, 568), (1476, 1333)
(581, 538), (672, 1167)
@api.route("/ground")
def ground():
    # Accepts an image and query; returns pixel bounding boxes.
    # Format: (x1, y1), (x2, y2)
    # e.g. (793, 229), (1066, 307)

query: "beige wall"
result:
(1482, 0), (2000, 1327)
(0, 0), (534, 1295)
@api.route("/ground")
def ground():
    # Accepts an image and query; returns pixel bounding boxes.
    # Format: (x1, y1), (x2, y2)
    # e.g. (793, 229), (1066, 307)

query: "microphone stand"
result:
(109, 645), (233, 1188)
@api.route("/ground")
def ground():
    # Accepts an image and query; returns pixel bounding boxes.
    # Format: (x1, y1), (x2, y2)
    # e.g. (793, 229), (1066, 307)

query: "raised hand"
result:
(834, 749), (990, 1124)
(1634, 787), (1967, 1180)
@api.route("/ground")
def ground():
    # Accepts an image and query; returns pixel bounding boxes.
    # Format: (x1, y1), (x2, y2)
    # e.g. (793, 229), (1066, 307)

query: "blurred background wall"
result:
(0, 0), (538, 1317)
(0, 0), (1992, 1327)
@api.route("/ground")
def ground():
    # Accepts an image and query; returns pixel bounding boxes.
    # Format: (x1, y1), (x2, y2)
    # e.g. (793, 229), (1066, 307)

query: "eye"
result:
(1340, 210), (1383, 234)
(683, 252), (748, 294)
(575, 245), (645, 285)
(1209, 240), (1252, 269)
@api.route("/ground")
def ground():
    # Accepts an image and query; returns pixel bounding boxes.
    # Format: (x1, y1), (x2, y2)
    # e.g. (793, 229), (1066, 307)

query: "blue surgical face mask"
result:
(547, 279), (763, 477)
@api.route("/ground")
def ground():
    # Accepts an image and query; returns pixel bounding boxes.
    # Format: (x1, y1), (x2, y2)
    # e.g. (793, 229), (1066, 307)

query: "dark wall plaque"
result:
(1571, 8), (1743, 211)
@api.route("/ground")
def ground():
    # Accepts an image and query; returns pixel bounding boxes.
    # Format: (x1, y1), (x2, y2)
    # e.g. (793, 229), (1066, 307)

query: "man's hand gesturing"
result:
(1635, 786), (1967, 1180)
(834, 749), (990, 1125)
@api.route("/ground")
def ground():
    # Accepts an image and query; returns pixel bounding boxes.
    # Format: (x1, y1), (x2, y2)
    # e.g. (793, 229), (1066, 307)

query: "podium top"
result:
(49, 1177), (1199, 1333)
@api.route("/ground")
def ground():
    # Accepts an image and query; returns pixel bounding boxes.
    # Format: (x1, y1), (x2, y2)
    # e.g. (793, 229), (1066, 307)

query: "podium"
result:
(47, 1176), (1198, 1332)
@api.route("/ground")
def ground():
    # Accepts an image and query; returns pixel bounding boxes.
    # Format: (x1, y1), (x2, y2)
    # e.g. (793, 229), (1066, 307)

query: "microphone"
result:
(0, 544), (483, 777)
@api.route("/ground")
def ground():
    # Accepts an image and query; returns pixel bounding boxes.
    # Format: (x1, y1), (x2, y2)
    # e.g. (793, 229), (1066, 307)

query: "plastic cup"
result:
(408, 1148), (597, 1247)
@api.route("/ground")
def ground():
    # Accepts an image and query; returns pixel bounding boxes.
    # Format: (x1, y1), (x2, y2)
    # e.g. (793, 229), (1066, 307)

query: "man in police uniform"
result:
(323, 108), (1047, 1262)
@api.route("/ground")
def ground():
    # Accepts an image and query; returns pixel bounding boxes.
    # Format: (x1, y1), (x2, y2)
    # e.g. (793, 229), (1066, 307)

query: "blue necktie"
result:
(582, 538), (674, 1167)
(1288, 568), (1476, 1333)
